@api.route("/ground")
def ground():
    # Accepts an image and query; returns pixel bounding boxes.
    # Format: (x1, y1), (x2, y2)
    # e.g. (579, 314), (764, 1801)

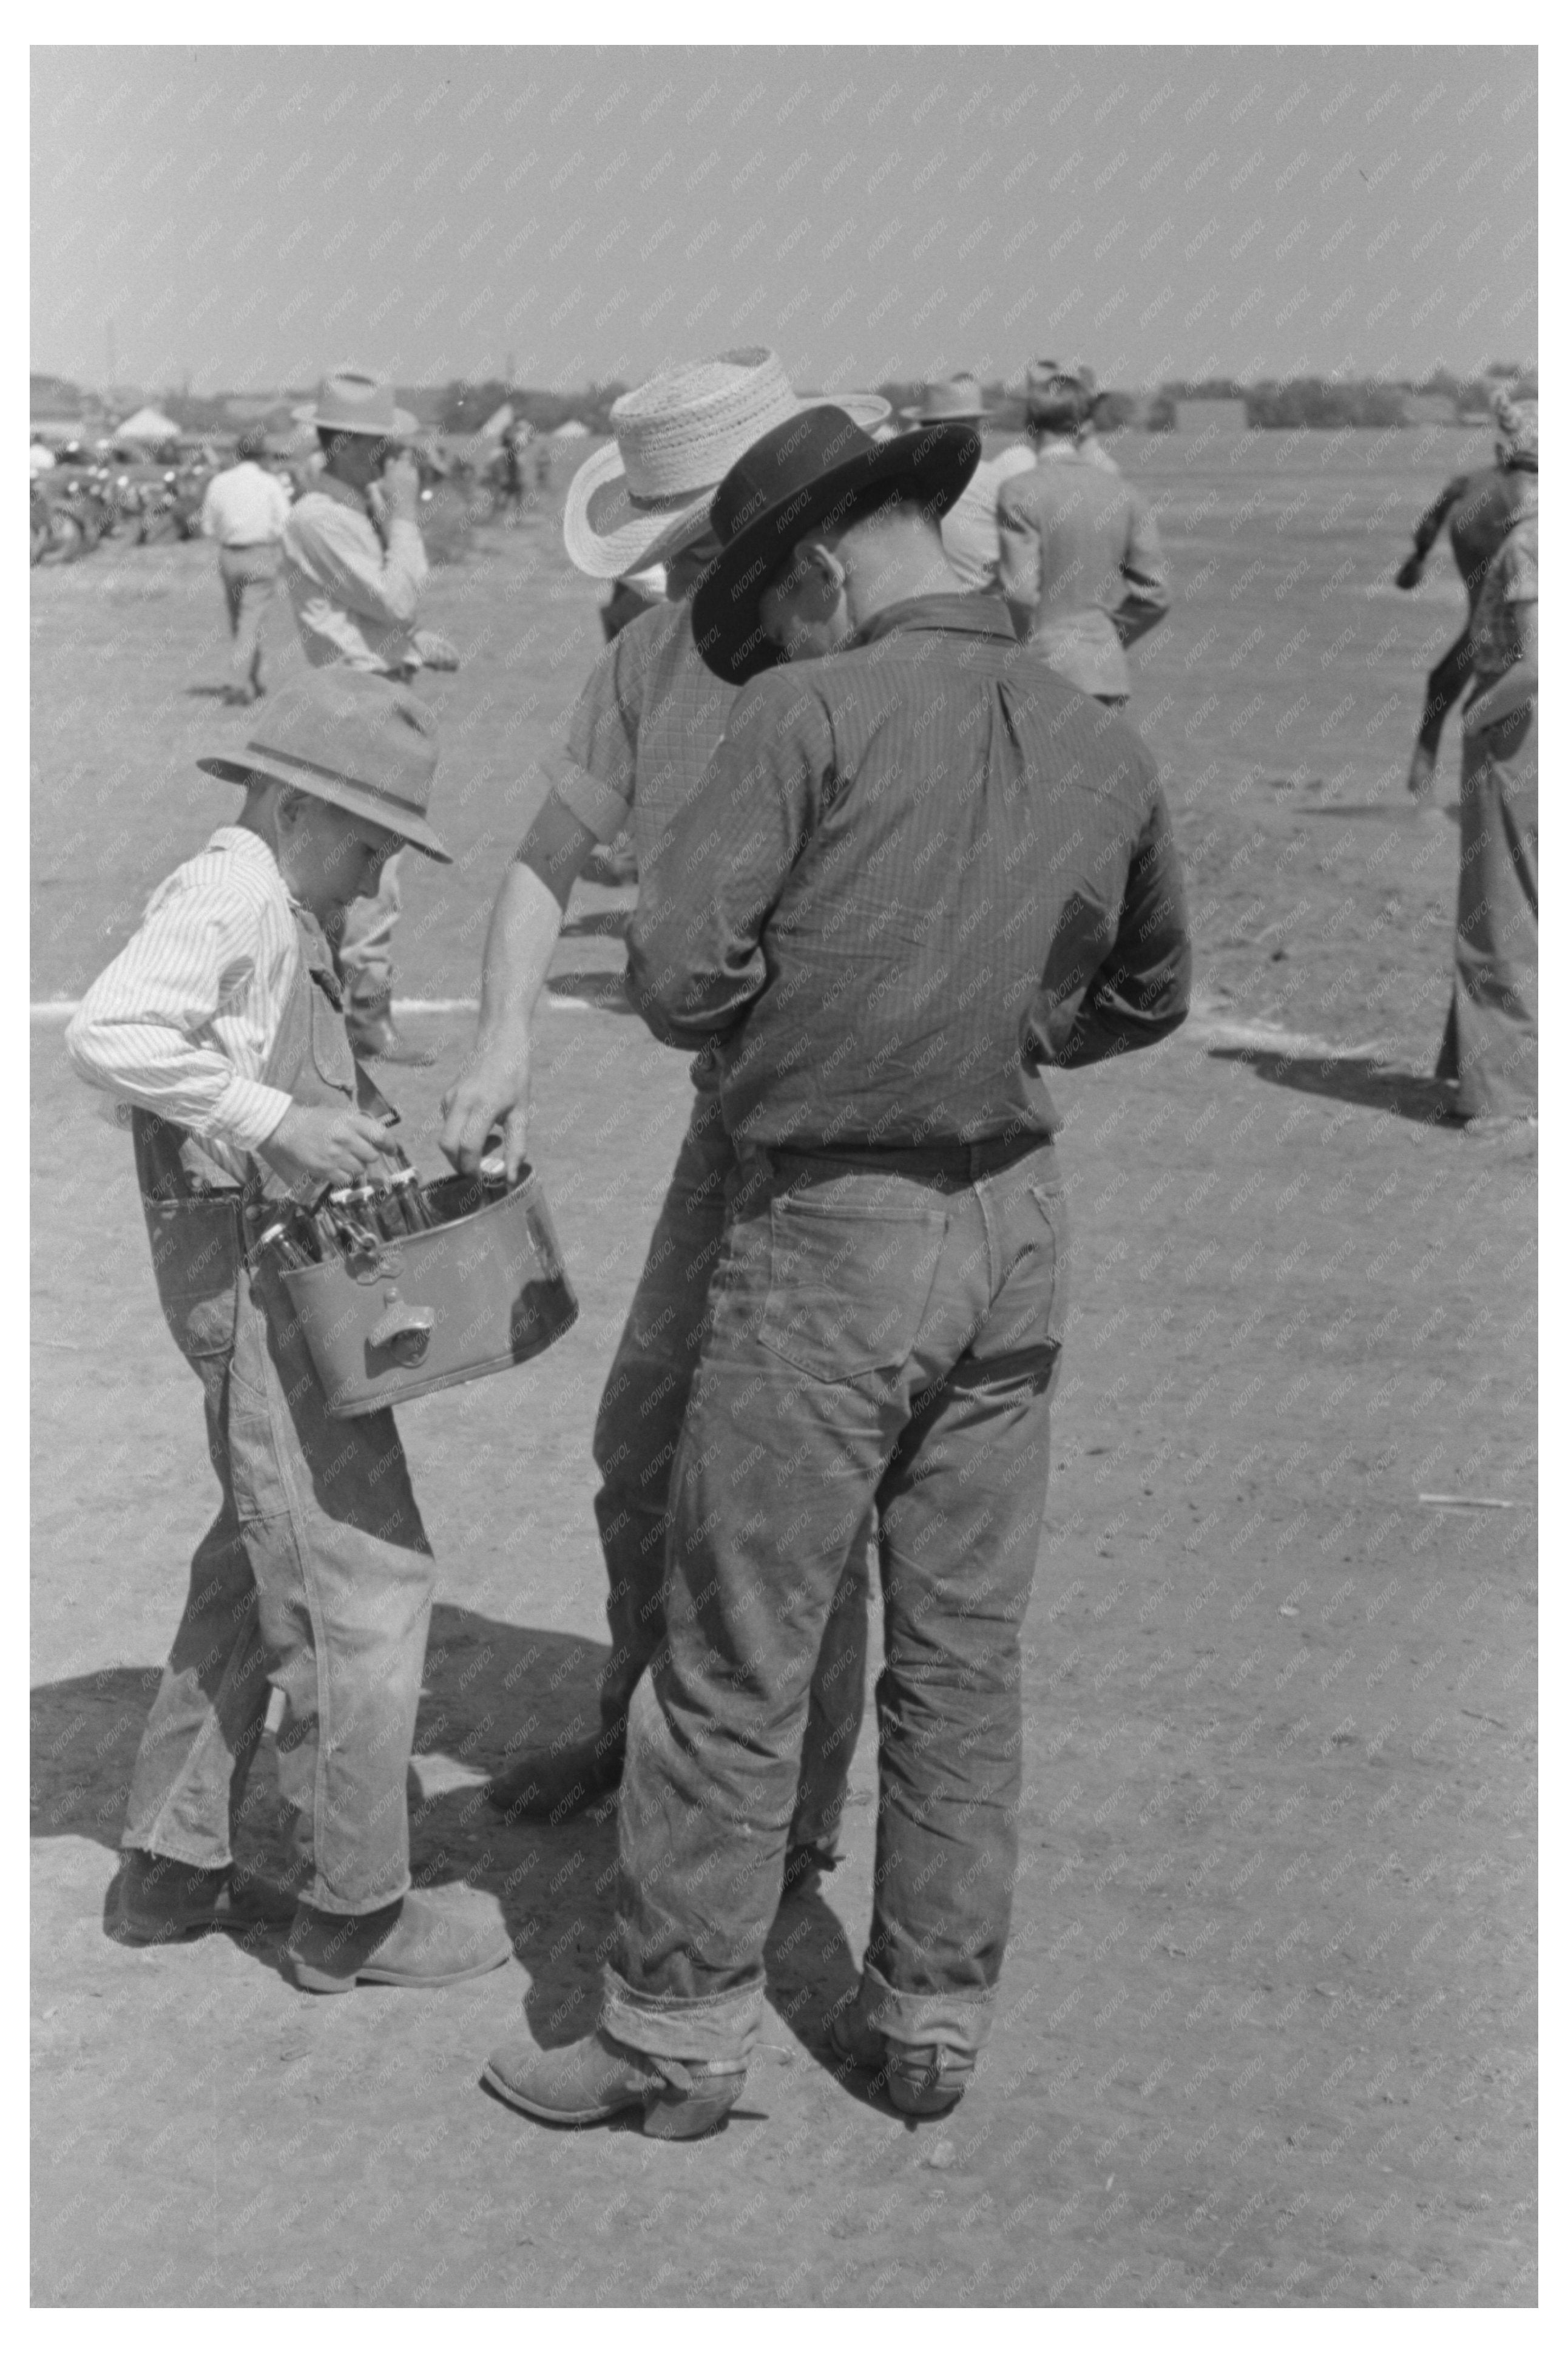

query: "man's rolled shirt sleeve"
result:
(626, 678), (833, 1048)
(549, 621), (649, 842)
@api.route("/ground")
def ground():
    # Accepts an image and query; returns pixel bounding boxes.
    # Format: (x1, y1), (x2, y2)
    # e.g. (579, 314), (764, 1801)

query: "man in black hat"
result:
(481, 407), (1192, 2139)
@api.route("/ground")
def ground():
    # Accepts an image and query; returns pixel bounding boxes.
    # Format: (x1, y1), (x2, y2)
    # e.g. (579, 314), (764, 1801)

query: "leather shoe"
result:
(482, 2023), (745, 2139)
(347, 1013), (437, 1066)
(826, 2001), (973, 2118)
(283, 1890), (513, 1994)
(485, 1727), (624, 1821)
(112, 1850), (297, 1945)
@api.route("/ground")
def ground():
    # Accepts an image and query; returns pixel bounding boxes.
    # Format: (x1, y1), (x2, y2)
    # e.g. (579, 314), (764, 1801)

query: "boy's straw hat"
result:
(199, 671), (452, 862)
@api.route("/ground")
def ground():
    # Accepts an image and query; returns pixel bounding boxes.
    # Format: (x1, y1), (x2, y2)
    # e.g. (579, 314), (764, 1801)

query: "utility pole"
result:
(106, 314), (117, 392)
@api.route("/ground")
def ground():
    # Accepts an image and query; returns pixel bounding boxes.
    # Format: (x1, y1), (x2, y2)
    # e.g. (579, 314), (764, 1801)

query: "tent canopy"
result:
(115, 405), (181, 444)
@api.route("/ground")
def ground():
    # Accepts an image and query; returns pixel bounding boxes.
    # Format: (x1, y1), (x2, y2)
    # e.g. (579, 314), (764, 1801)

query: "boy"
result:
(66, 671), (512, 1993)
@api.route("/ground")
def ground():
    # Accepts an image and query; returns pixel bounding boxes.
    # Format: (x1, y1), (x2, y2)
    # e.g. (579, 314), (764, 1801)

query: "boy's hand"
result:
(259, 1103), (392, 1189)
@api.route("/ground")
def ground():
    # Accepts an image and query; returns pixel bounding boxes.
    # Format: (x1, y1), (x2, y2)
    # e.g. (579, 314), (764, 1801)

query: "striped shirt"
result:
(627, 595), (1191, 1149)
(66, 827), (300, 1180)
(281, 475), (427, 673)
(552, 596), (737, 855)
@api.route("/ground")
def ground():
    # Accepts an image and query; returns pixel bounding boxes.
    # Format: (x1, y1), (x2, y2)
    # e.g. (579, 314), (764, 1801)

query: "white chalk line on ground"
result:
(29, 997), (1390, 1056)
(28, 994), (602, 1019)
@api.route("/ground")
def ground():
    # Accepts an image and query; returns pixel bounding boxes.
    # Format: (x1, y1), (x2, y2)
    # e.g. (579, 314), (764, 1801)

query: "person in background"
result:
(1395, 397), (1538, 797)
(997, 360), (1171, 706)
(1434, 393), (1538, 1132)
(479, 403), (1191, 2140)
(282, 368), (458, 1066)
(904, 376), (1034, 591)
(64, 672), (512, 1994)
(441, 351), (890, 1882)
(200, 428), (291, 708)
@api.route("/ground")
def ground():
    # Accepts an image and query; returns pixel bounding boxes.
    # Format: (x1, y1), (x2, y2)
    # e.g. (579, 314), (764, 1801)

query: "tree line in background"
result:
(34, 362), (1536, 442)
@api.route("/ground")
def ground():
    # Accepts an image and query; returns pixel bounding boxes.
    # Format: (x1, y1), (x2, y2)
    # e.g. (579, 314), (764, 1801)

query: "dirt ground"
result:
(31, 431), (1536, 2306)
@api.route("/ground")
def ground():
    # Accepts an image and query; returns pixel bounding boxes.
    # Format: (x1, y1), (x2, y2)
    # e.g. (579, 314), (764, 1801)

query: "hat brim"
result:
(291, 402), (421, 440)
(690, 422), (983, 686)
(197, 751), (453, 864)
(563, 393), (895, 581)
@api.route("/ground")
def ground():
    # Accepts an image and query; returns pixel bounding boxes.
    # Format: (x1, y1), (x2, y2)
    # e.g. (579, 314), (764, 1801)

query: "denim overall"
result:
(123, 907), (436, 1915)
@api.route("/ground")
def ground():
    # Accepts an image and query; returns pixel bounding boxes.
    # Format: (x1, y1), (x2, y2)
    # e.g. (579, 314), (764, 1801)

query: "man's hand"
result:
(413, 627), (460, 671)
(258, 1102), (393, 1190)
(382, 452), (422, 524)
(440, 1038), (532, 1180)
(1394, 554), (1424, 591)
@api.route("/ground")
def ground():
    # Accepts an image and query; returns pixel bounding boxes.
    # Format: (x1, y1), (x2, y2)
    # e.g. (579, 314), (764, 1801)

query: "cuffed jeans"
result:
(123, 1255), (436, 1915)
(592, 1085), (871, 1854)
(607, 1134), (1069, 2070)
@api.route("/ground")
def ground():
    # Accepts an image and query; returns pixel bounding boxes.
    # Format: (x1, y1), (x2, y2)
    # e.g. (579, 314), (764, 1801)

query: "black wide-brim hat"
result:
(691, 410), (983, 685)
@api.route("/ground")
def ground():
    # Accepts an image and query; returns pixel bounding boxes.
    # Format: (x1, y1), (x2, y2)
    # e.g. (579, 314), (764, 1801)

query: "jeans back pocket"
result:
(759, 1192), (945, 1384)
(142, 1194), (243, 1363)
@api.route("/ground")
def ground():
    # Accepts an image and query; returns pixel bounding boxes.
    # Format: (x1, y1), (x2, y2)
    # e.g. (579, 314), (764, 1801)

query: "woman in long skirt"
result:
(1436, 394), (1538, 1126)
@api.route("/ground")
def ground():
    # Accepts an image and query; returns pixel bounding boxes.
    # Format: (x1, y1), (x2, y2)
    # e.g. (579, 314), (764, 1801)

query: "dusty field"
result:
(32, 431), (1536, 2306)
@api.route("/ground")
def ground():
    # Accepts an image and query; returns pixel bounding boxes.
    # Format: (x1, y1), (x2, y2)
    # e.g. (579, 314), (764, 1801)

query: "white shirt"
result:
(281, 475), (427, 673)
(66, 827), (301, 1180)
(939, 443), (1036, 590)
(200, 460), (291, 548)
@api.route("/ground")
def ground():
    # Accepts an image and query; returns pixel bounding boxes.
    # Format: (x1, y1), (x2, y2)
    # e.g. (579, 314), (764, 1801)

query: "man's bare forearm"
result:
(474, 860), (564, 1048)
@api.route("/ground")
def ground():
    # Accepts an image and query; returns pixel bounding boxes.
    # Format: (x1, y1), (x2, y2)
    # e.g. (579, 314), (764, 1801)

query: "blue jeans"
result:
(592, 1085), (870, 1853)
(123, 1245), (436, 1916)
(603, 1135), (1068, 2071)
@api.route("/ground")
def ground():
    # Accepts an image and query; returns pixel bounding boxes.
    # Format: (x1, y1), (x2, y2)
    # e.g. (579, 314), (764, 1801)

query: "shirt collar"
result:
(311, 470), (371, 518)
(853, 592), (1016, 650)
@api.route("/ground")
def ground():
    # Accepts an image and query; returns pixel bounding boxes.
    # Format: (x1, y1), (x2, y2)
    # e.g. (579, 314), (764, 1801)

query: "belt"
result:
(769, 1129), (1056, 1179)
(223, 540), (277, 550)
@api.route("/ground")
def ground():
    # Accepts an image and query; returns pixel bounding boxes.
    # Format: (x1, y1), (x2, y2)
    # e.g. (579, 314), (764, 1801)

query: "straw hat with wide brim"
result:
(198, 671), (452, 863)
(562, 347), (892, 580)
(291, 367), (419, 442)
(691, 408), (982, 686)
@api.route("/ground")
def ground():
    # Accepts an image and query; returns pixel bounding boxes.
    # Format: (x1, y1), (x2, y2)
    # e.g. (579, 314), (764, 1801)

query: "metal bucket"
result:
(279, 1165), (578, 1418)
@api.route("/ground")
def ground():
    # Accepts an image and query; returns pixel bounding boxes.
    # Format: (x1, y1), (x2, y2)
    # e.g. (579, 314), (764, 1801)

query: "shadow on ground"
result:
(1207, 1044), (1461, 1125)
(30, 1601), (863, 2064)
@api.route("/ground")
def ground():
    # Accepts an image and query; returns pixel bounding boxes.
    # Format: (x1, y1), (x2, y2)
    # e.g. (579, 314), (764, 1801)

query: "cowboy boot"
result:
(284, 1891), (513, 1993)
(112, 1849), (298, 1945)
(826, 1990), (973, 2119)
(482, 2022), (745, 2139)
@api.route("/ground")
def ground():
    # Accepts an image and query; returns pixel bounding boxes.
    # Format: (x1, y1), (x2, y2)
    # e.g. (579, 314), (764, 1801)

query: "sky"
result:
(32, 44), (1538, 396)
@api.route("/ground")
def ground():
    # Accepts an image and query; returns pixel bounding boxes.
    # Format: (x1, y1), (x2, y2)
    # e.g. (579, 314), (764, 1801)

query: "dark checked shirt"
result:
(551, 596), (737, 858)
(626, 595), (1191, 1149)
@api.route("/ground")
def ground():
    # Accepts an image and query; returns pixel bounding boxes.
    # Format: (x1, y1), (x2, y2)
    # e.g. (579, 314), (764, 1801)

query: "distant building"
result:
(1400, 393), (1458, 426)
(1174, 398), (1250, 435)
